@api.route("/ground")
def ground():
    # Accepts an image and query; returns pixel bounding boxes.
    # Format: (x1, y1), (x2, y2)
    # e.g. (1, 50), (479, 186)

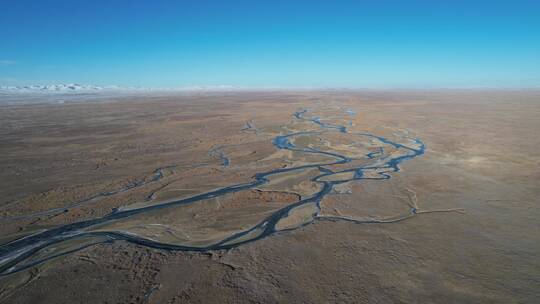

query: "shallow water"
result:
(0, 107), (424, 275)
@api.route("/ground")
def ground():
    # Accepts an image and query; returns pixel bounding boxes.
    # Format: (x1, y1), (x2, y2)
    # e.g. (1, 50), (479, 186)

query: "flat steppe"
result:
(0, 90), (539, 303)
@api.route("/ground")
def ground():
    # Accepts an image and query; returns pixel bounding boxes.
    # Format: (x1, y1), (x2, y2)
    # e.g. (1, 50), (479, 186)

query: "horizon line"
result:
(2, 83), (540, 92)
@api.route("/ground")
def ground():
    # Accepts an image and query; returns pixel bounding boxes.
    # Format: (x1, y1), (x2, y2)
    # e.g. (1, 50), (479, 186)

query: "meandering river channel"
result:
(0, 108), (424, 276)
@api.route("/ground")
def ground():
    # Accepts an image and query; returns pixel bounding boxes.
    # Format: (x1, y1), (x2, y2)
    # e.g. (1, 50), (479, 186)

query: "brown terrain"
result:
(0, 90), (539, 303)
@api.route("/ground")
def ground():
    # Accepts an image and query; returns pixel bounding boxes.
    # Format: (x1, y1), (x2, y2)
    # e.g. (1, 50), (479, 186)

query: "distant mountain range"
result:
(0, 84), (241, 93)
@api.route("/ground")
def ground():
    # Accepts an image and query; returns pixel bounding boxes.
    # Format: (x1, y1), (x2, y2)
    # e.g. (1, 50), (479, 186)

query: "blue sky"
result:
(1, 0), (539, 88)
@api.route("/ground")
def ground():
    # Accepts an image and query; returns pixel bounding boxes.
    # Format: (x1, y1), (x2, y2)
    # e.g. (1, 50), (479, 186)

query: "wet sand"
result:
(0, 90), (539, 303)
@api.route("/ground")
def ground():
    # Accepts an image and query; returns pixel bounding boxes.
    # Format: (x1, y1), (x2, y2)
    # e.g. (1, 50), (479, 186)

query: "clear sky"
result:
(1, 0), (539, 88)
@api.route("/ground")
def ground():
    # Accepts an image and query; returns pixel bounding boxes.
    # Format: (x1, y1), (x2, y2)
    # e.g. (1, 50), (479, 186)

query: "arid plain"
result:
(0, 91), (539, 303)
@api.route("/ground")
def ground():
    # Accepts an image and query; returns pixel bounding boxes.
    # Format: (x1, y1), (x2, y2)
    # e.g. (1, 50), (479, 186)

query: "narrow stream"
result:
(0, 108), (424, 275)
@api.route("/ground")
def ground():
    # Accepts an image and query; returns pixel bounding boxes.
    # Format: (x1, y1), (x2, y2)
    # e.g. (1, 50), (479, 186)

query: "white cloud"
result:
(0, 60), (16, 66)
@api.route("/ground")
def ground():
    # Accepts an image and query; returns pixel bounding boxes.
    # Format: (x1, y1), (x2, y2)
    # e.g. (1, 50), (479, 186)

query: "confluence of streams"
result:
(0, 109), (425, 276)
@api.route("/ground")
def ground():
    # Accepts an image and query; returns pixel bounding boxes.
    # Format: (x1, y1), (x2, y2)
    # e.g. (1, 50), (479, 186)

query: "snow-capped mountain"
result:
(0, 84), (242, 94)
(0, 83), (144, 93)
